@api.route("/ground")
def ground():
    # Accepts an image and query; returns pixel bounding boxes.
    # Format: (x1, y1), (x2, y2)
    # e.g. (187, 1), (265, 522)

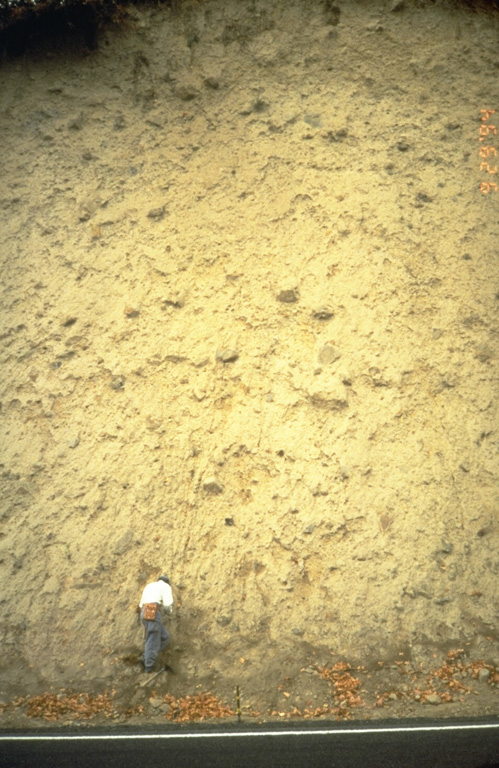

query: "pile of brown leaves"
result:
(163, 693), (235, 722)
(20, 690), (115, 722)
(374, 650), (497, 707)
(422, 650), (497, 699)
(270, 703), (343, 720)
(317, 662), (364, 710)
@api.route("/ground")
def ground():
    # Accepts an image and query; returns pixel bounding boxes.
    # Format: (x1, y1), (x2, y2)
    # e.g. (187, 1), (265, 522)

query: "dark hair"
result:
(158, 575), (170, 584)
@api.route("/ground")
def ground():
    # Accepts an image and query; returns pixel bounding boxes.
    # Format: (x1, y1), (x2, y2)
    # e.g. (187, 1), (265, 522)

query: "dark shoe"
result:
(140, 656), (155, 673)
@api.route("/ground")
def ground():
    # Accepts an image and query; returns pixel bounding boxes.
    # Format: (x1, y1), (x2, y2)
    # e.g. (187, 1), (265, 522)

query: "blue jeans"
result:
(141, 608), (170, 672)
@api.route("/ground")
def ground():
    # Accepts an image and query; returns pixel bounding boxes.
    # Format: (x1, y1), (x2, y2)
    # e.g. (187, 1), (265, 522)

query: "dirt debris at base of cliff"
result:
(0, 0), (498, 726)
(1, 648), (498, 727)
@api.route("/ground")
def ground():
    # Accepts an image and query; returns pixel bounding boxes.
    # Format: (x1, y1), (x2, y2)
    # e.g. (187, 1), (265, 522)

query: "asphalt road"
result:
(1, 718), (498, 768)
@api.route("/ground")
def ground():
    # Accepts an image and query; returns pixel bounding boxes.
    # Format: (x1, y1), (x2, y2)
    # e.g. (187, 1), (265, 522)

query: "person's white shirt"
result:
(139, 580), (174, 613)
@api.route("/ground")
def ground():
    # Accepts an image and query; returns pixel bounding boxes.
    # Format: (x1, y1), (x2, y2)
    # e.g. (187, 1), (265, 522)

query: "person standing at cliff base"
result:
(138, 575), (174, 673)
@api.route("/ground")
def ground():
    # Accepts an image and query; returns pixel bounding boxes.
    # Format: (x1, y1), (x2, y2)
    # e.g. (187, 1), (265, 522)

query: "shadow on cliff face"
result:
(0, 0), (146, 57)
(1, 3), (99, 56)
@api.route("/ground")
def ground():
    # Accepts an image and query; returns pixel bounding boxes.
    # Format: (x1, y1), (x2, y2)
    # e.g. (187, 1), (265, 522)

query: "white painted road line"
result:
(1, 722), (499, 741)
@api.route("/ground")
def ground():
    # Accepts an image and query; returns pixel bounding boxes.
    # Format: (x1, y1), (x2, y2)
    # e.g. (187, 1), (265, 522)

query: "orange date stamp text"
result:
(479, 109), (498, 194)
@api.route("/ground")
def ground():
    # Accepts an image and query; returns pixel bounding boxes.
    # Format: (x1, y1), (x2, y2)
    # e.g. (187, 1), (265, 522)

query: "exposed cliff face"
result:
(0, 0), (498, 723)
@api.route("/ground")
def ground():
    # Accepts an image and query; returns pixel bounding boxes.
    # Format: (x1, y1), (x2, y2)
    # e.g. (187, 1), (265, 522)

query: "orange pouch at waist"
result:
(143, 603), (158, 621)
